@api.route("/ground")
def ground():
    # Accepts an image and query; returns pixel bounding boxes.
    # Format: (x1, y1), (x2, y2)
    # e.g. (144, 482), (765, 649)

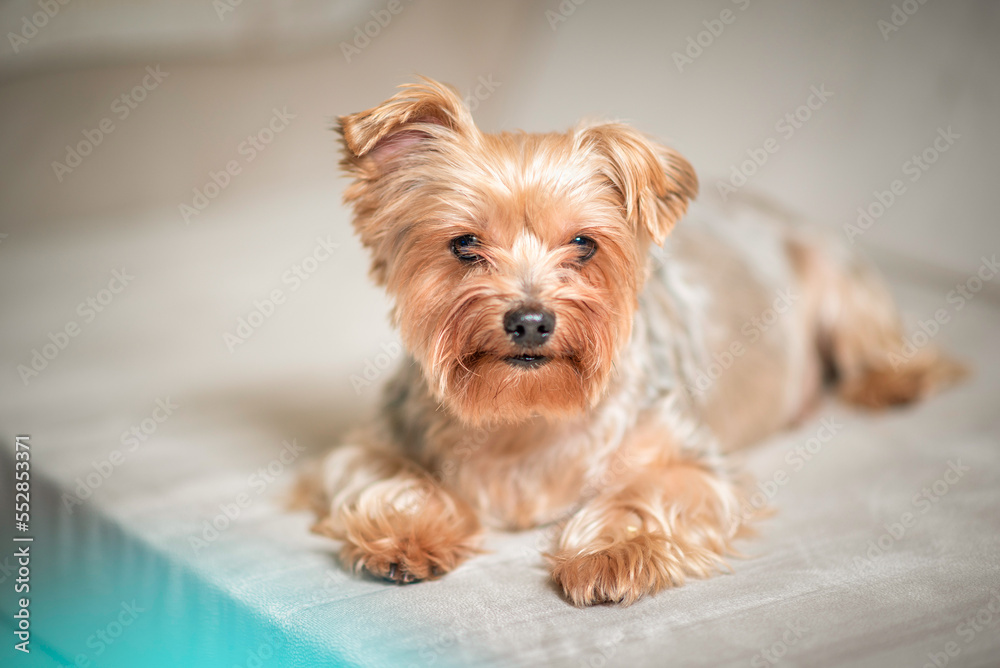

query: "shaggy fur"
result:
(311, 77), (962, 606)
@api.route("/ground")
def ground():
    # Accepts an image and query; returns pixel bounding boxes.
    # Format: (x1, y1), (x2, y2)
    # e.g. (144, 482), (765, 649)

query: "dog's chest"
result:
(427, 408), (635, 529)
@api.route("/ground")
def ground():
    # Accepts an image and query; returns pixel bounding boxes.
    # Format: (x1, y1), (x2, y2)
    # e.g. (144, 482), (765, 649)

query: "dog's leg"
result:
(806, 248), (966, 408)
(312, 443), (481, 583)
(549, 447), (745, 606)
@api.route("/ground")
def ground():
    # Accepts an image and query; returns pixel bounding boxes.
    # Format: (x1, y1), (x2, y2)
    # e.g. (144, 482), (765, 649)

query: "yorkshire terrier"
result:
(309, 77), (962, 606)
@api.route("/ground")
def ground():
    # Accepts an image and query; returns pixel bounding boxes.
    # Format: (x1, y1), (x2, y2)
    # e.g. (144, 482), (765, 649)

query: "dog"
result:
(309, 77), (963, 606)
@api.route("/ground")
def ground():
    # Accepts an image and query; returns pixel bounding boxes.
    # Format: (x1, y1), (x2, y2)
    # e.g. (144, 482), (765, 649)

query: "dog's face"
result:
(338, 78), (697, 426)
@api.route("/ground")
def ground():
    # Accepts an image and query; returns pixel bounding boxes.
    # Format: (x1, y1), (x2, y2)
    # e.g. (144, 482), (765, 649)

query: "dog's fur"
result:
(310, 78), (963, 606)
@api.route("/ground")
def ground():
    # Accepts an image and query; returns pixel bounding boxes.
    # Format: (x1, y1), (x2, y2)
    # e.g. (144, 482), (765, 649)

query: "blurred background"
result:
(2, 0), (998, 414)
(1, 1), (998, 667)
(3, 0), (997, 421)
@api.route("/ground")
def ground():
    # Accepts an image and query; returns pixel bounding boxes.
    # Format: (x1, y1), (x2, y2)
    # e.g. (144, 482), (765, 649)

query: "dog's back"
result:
(658, 191), (964, 452)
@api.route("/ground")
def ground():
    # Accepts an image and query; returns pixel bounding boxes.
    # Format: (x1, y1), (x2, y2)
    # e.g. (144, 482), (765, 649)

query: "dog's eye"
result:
(570, 235), (597, 262)
(450, 235), (482, 263)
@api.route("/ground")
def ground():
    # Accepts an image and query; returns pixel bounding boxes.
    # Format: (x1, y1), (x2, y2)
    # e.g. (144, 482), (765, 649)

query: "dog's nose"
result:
(504, 307), (555, 347)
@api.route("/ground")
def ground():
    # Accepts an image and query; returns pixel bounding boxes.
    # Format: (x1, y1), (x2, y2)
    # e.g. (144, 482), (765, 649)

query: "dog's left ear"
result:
(581, 123), (698, 245)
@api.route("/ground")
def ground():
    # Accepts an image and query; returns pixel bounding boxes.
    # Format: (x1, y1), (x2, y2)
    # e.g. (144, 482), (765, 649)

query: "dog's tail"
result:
(818, 252), (966, 409)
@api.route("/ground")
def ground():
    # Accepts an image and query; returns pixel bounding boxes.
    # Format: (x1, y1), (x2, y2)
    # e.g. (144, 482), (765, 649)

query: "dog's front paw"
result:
(339, 518), (479, 584)
(314, 487), (481, 583)
(550, 532), (721, 606)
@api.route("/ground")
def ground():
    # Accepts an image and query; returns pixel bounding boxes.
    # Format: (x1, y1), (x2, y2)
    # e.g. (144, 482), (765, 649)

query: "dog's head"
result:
(338, 77), (697, 425)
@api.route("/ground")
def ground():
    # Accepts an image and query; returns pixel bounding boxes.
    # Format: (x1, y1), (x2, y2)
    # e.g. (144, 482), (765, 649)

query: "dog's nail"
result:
(388, 563), (397, 579)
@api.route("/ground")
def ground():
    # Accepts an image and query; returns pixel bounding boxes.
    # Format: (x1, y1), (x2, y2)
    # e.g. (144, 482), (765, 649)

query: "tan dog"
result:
(310, 77), (962, 606)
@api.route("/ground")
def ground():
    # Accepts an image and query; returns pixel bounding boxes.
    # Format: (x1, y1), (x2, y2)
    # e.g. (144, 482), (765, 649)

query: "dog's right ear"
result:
(337, 77), (475, 177)
(337, 78), (475, 286)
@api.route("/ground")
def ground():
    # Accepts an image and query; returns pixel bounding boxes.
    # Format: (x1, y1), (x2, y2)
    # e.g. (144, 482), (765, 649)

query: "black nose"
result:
(503, 307), (556, 347)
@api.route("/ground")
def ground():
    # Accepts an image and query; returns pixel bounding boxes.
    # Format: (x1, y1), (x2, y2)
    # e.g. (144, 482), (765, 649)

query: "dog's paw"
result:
(313, 494), (481, 584)
(550, 531), (728, 606)
(340, 529), (479, 584)
(549, 534), (675, 606)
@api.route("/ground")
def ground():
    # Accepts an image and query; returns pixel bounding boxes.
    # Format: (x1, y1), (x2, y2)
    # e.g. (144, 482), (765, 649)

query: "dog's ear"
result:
(580, 122), (698, 245)
(337, 78), (475, 286)
(337, 77), (475, 176)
